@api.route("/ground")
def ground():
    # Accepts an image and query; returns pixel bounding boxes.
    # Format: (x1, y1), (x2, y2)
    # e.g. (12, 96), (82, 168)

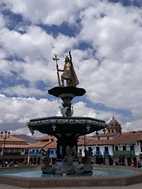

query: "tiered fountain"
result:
(0, 52), (142, 188)
(28, 51), (106, 175)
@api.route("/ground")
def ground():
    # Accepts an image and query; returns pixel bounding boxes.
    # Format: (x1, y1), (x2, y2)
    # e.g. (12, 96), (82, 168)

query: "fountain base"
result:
(1, 166), (142, 188)
(41, 156), (93, 176)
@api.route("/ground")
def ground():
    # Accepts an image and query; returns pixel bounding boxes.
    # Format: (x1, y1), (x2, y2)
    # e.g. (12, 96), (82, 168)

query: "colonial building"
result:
(0, 133), (29, 166)
(78, 117), (142, 166)
(28, 135), (57, 165)
(0, 133), (57, 167)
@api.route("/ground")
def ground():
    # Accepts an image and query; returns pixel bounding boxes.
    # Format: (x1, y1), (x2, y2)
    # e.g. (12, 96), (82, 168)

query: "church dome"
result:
(107, 116), (122, 134)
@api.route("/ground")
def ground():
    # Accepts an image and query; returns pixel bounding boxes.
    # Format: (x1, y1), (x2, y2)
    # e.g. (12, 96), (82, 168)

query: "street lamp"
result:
(0, 131), (10, 167)
(84, 135), (87, 157)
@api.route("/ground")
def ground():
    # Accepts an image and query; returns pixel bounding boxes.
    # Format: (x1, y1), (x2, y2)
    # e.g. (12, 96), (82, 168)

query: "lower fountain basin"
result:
(0, 166), (142, 188)
(0, 167), (138, 177)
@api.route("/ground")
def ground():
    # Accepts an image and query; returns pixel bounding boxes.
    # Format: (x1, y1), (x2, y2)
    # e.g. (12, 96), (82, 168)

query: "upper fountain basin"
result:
(48, 87), (86, 98)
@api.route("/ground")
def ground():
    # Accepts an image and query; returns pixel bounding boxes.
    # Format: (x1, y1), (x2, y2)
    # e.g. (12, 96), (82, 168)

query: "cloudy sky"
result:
(0, 0), (142, 134)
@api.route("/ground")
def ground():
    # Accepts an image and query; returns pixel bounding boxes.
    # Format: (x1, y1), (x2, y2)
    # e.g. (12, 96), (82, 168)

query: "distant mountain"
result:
(15, 134), (37, 143)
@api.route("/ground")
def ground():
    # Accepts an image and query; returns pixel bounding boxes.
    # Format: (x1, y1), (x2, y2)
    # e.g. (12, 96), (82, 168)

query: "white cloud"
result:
(13, 126), (32, 136)
(0, 94), (59, 130)
(3, 0), (88, 25)
(80, 1), (142, 60)
(0, 59), (12, 75)
(52, 34), (77, 55)
(0, 26), (53, 62)
(123, 119), (142, 131)
(74, 101), (97, 117)
(77, 1), (142, 124)
(14, 126), (44, 136)
(0, 25), (77, 86)
(21, 62), (55, 84)
(2, 84), (46, 97)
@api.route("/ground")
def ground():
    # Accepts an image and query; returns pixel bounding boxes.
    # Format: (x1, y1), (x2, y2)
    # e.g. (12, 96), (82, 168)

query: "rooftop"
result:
(78, 131), (142, 146)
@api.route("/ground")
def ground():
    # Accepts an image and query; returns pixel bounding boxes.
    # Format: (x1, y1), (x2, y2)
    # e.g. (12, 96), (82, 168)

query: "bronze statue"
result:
(53, 52), (79, 87)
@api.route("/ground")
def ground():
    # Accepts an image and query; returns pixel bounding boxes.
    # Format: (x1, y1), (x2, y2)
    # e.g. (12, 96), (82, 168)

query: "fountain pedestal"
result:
(49, 86), (86, 160)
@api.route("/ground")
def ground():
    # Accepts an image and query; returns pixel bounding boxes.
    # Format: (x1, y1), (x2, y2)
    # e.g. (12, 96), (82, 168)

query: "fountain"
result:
(28, 51), (106, 175)
(1, 52), (142, 188)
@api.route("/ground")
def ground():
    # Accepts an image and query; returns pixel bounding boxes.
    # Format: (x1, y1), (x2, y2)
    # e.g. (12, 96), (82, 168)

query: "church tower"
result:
(106, 116), (122, 135)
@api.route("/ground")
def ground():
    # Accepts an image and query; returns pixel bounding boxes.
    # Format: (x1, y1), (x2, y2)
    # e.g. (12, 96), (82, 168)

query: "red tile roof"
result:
(0, 135), (27, 143)
(78, 131), (142, 146)
(0, 135), (29, 149)
(1, 131), (142, 149)
(28, 141), (57, 150)
(2, 144), (29, 149)
(113, 131), (142, 144)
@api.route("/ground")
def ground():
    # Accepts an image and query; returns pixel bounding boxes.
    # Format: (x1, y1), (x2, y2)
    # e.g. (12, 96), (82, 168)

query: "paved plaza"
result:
(0, 183), (142, 189)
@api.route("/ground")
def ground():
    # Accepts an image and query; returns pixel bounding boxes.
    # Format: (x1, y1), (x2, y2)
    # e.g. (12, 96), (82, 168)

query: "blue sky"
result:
(0, 0), (142, 134)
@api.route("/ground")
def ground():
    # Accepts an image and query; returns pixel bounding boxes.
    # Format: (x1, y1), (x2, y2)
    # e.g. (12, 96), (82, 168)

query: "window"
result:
(104, 146), (109, 155)
(79, 149), (82, 155)
(130, 145), (134, 151)
(123, 146), (126, 151)
(115, 146), (118, 151)
(105, 146), (108, 152)
(139, 141), (142, 152)
(96, 147), (100, 155)
(88, 147), (93, 156)
(96, 147), (100, 151)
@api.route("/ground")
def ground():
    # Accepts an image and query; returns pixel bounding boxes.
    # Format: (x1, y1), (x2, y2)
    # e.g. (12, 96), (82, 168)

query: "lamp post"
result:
(0, 131), (10, 167)
(84, 135), (87, 157)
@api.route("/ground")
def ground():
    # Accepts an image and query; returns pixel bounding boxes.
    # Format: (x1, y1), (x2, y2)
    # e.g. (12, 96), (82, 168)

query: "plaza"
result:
(0, 183), (142, 189)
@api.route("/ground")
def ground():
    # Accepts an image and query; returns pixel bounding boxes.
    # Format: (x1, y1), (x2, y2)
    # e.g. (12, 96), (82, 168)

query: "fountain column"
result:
(48, 88), (82, 160)
(56, 135), (78, 159)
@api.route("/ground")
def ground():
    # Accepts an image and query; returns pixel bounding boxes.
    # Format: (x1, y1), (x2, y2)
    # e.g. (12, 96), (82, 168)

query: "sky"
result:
(0, 0), (142, 134)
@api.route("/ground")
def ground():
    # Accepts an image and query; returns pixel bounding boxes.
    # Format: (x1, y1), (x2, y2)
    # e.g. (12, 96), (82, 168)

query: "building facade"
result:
(0, 133), (29, 167)
(78, 117), (142, 167)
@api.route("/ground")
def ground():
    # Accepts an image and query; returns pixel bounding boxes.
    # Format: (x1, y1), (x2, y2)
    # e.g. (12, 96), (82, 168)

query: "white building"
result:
(78, 117), (142, 166)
